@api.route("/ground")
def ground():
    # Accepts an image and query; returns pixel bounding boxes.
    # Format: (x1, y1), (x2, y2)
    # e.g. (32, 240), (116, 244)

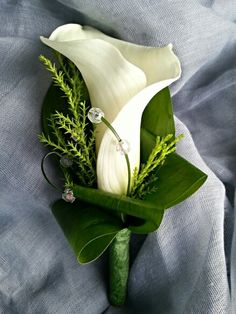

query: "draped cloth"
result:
(0, 1), (235, 313)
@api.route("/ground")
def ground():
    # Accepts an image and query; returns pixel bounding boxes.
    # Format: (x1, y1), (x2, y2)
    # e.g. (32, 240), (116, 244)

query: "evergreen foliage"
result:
(38, 54), (96, 188)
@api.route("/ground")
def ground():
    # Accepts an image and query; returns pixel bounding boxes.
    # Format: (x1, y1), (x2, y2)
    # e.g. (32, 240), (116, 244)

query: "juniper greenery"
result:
(38, 54), (96, 188)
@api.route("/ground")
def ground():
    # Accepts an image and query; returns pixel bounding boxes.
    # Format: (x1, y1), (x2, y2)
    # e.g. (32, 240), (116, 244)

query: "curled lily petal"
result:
(46, 24), (181, 85)
(97, 77), (180, 194)
(40, 36), (147, 146)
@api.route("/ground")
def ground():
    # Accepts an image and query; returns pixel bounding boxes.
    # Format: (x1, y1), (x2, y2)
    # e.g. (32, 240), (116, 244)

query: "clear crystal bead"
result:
(116, 139), (130, 155)
(60, 156), (73, 168)
(62, 189), (76, 203)
(88, 107), (104, 124)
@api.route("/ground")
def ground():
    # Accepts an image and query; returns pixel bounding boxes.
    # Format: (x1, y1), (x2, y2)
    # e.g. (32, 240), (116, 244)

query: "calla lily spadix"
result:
(40, 24), (181, 195)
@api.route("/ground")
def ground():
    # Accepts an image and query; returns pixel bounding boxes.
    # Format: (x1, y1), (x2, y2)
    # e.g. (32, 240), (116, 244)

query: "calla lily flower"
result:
(40, 24), (181, 195)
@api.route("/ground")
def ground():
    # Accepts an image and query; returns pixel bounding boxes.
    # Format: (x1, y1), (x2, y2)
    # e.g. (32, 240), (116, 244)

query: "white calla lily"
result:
(40, 24), (181, 195)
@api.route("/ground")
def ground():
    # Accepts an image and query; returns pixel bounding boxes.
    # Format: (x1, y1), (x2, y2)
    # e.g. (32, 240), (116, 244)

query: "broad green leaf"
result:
(73, 185), (164, 234)
(52, 199), (124, 264)
(141, 87), (175, 161)
(140, 89), (207, 209)
(145, 152), (207, 208)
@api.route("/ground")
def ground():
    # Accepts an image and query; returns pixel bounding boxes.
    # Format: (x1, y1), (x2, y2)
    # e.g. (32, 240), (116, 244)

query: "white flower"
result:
(40, 24), (181, 195)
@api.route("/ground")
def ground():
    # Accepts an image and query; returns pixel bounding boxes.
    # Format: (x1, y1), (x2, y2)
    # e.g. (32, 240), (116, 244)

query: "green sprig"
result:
(131, 134), (184, 199)
(38, 132), (69, 155)
(39, 54), (96, 187)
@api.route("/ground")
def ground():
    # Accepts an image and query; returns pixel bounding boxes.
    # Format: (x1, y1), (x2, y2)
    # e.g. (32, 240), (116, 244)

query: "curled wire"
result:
(41, 151), (63, 192)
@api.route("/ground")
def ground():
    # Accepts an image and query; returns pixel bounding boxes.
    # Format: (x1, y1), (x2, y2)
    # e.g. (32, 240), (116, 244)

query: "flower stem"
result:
(109, 228), (131, 306)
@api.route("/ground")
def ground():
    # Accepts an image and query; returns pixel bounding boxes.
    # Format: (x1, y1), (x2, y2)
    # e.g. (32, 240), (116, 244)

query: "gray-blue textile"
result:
(0, 1), (235, 313)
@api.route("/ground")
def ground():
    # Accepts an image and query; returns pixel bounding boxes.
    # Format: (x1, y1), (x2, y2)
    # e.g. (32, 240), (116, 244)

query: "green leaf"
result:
(145, 152), (207, 208)
(73, 185), (164, 234)
(52, 199), (124, 264)
(141, 87), (175, 161)
(140, 87), (207, 209)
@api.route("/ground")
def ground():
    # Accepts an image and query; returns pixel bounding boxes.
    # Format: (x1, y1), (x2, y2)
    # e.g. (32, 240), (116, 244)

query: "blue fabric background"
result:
(0, 1), (235, 313)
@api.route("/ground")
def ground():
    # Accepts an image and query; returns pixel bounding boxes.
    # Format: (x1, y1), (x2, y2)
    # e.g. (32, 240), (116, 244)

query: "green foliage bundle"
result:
(38, 54), (96, 188)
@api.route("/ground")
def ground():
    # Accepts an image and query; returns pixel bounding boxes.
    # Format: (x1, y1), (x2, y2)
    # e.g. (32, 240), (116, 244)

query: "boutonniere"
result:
(39, 24), (207, 306)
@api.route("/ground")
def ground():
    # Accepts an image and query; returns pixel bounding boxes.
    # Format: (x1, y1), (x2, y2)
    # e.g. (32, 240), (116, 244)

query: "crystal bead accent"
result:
(88, 107), (104, 124)
(62, 189), (76, 203)
(60, 156), (73, 168)
(116, 139), (130, 155)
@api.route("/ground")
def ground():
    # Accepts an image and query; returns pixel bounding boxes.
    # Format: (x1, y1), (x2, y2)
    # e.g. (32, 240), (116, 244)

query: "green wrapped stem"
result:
(109, 228), (131, 306)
